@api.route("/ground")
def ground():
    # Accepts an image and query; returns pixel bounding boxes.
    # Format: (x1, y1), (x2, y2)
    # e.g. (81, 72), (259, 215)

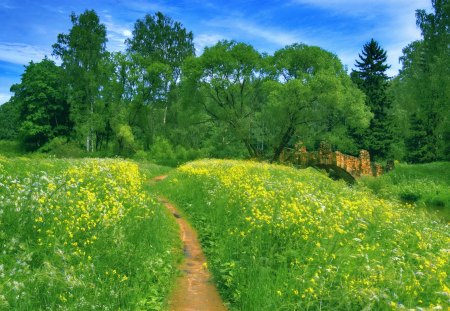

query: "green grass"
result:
(136, 160), (174, 180)
(154, 159), (450, 310)
(0, 157), (181, 310)
(359, 162), (450, 221)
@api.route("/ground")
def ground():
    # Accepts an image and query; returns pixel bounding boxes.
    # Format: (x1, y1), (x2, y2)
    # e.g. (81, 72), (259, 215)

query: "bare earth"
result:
(154, 176), (227, 311)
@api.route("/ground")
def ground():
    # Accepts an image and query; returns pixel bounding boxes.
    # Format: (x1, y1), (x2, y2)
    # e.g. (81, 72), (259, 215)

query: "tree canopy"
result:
(2, 3), (448, 165)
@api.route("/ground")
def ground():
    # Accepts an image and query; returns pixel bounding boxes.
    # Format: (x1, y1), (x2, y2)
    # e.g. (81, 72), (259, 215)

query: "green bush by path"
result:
(155, 159), (450, 310)
(360, 162), (450, 221)
(0, 157), (180, 310)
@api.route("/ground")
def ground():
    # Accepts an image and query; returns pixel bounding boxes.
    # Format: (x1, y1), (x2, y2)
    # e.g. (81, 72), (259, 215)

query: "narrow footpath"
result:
(154, 176), (227, 311)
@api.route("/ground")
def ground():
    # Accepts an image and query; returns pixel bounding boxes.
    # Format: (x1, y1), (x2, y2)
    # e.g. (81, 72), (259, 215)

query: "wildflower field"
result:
(0, 157), (180, 310)
(360, 162), (450, 221)
(156, 159), (450, 310)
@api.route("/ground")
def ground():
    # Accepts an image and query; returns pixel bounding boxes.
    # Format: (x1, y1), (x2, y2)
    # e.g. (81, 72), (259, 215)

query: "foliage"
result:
(156, 159), (450, 310)
(182, 40), (265, 158)
(360, 162), (450, 221)
(134, 137), (208, 167)
(351, 39), (393, 160)
(0, 158), (180, 309)
(52, 10), (109, 152)
(266, 44), (370, 160)
(9, 58), (70, 151)
(125, 12), (195, 148)
(0, 100), (20, 140)
(392, 1), (450, 162)
(38, 136), (85, 158)
(0, 140), (24, 157)
(1, 4), (448, 167)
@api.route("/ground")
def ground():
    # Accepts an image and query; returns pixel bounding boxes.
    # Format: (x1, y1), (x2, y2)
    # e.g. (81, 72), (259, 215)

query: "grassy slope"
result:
(359, 162), (450, 221)
(0, 157), (180, 310)
(154, 159), (450, 311)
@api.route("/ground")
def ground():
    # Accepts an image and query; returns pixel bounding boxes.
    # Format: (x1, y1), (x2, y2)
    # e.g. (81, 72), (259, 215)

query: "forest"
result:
(0, 1), (448, 166)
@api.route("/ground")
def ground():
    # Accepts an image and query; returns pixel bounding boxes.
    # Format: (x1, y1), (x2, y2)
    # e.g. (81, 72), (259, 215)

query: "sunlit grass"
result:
(155, 159), (450, 310)
(0, 157), (180, 310)
(360, 162), (450, 221)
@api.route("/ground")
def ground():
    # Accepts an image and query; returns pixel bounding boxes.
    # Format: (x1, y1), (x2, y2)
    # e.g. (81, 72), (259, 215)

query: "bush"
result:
(146, 137), (209, 167)
(39, 137), (84, 158)
(0, 140), (24, 157)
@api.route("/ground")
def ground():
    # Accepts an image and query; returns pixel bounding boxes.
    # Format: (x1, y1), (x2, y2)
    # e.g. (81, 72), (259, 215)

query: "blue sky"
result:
(0, 0), (433, 105)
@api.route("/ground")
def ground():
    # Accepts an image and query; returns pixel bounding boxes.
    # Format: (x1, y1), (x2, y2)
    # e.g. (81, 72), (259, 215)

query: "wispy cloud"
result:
(233, 20), (299, 47)
(289, 0), (432, 75)
(206, 17), (302, 49)
(194, 33), (227, 54)
(290, 0), (431, 17)
(0, 42), (52, 65)
(117, 0), (179, 14)
(100, 14), (133, 52)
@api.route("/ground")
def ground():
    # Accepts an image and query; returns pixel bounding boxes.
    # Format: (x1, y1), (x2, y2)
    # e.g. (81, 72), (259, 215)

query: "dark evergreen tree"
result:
(351, 39), (393, 160)
(405, 113), (436, 163)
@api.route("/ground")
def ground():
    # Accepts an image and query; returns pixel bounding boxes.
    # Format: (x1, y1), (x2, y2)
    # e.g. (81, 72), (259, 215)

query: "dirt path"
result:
(153, 176), (227, 311)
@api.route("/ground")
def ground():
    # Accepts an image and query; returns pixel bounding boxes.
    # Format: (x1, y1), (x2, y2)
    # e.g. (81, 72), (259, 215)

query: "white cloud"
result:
(206, 17), (302, 49)
(0, 42), (52, 65)
(194, 33), (227, 54)
(101, 14), (133, 52)
(0, 92), (11, 105)
(233, 20), (299, 47)
(290, 0), (432, 17)
(289, 0), (432, 76)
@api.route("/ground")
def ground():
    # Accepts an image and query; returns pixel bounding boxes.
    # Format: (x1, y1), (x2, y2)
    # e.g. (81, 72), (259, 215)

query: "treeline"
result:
(0, 1), (448, 164)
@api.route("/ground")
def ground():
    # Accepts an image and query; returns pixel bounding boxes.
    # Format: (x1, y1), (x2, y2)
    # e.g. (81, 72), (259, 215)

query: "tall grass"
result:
(360, 162), (450, 221)
(0, 157), (180, 310)
(155, 159), (450, 310)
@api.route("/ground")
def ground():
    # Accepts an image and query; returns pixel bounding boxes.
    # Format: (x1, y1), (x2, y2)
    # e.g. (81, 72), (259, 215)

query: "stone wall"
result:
(281, 142), (385, 178)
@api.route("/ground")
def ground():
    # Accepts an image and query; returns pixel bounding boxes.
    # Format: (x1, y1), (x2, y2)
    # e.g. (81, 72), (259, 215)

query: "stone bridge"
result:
(280, 142), (388, 181)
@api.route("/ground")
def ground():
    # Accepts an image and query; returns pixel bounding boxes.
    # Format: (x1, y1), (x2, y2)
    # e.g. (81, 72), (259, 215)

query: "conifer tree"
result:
(351, 39), (393, 160)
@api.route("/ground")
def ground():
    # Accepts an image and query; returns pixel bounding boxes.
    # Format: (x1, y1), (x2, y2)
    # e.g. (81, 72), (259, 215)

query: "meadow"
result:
(0, 156), (180, 310)
(360, 162), (450, 221)
(155, 159), (450, 310)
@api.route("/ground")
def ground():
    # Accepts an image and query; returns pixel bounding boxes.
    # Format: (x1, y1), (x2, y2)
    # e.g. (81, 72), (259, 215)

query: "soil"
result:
(154, 175), (228, 311)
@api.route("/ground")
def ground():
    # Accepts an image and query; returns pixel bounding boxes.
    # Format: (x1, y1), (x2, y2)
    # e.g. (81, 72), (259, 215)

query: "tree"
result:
(392, 1), (450, 162)
(0, 100), (20, 140)
(9, 59), (70, 150)
(125, 12), (195, 148)
(52, 10), (109, 152)
(266, 44), (370, 161)
(182, 40), (265, 157)
(351, 39), (393, 160)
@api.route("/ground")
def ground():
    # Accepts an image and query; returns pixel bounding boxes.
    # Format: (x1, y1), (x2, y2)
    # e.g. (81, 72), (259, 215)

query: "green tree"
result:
(9, 59), (70, 150)
(351, 39), (393, 160)
(267, 44), (370, 161)
(182, 40), (265, 157)
(52, 10), (109, 152)
(393, 1), (450, 162)
(0, 99), (20, 140)
(126, 12), (195, 148)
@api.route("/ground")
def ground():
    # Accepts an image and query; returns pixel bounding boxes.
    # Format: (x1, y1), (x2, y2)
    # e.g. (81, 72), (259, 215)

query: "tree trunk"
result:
(271, 126), (295, 163)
